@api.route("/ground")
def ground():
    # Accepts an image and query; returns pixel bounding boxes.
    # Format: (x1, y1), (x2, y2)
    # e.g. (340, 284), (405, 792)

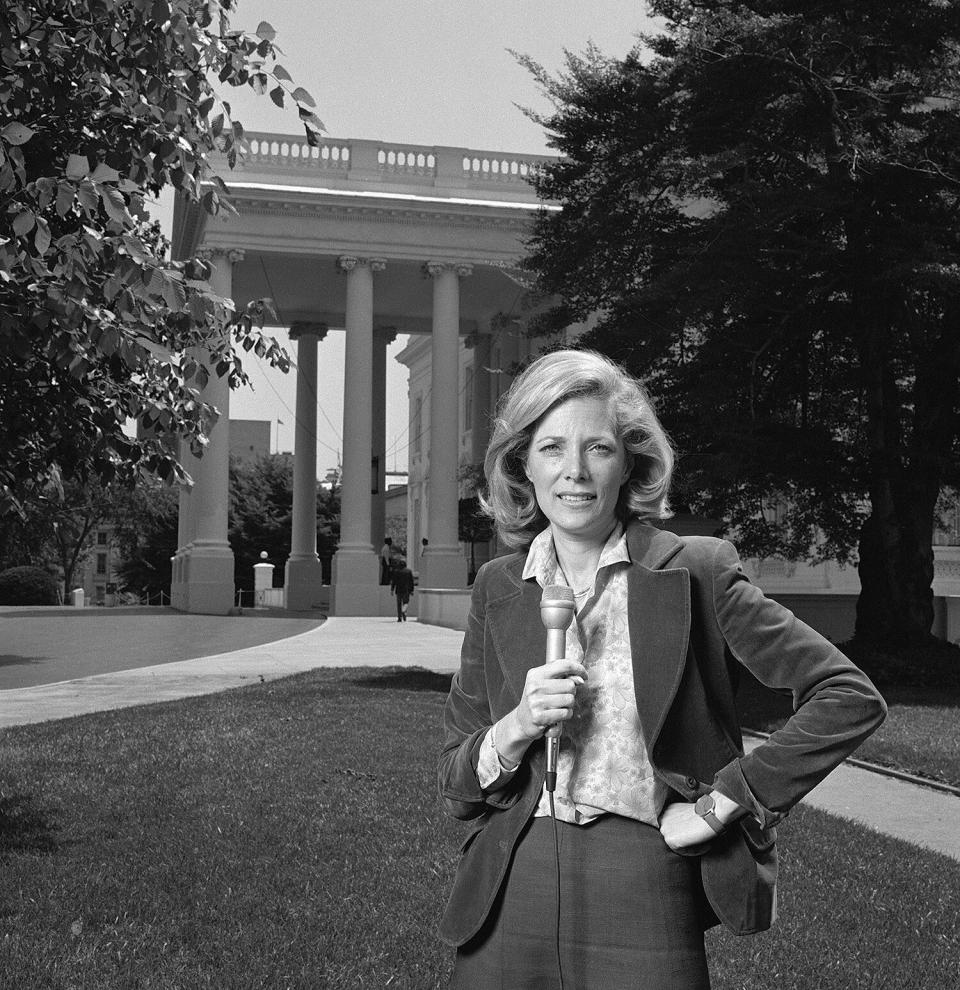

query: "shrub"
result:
(0, 565), (59, 605)
(838, 636), (960, 694)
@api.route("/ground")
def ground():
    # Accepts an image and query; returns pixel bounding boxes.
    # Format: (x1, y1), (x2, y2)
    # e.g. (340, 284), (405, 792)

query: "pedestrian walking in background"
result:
(391, 557), (414, 622)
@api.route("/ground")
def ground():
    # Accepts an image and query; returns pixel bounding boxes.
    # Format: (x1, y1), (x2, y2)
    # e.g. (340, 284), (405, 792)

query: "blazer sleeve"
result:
(437, 566), (524, 821)
(709, 540), (887, 828)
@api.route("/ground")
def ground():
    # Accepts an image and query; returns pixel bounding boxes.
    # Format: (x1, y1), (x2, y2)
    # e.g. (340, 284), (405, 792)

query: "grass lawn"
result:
(737, 638), (960, 789)
(2, 666), (959, 989)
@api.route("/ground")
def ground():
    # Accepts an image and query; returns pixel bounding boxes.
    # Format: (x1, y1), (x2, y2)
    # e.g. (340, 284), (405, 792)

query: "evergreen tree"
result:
(521, 0), (960, 645)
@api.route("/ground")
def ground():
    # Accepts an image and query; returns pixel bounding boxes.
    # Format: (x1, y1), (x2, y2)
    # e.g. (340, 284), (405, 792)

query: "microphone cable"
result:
(548, 781), (565, 990)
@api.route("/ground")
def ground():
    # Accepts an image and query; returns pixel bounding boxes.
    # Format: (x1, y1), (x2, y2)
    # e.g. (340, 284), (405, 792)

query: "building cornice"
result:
(224, 180), (558, 213)
(232, 194), (541, 233)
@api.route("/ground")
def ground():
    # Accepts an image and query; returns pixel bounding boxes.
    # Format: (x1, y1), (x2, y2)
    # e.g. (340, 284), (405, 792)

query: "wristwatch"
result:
(694, 793), (726, 835)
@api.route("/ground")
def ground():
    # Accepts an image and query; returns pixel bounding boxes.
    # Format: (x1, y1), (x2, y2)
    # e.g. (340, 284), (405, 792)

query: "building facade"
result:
(170, 133), (557, 614)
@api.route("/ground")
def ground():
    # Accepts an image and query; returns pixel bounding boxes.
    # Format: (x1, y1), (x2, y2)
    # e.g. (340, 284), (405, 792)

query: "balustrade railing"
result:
(247, 136), (351, 170)
(242, 133), (552, 194)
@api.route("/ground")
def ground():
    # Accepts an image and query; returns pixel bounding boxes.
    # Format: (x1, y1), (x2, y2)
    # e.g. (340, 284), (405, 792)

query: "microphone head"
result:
(540, 584), (575, 631)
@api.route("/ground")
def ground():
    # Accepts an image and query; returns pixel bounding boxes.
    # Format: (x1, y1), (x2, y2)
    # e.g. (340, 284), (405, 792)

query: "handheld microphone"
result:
(540, 584), (576, 793)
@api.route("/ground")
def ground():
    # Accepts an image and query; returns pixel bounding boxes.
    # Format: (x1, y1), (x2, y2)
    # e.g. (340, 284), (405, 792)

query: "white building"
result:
(169, 131), (960, 641)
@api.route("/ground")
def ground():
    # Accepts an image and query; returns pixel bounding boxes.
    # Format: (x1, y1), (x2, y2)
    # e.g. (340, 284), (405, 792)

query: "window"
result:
(97, 532), (108, 546)
(96, 553), (107, 575)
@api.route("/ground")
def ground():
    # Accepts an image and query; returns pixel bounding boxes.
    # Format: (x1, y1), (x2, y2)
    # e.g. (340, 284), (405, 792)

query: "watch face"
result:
(695, 794), (714, 815)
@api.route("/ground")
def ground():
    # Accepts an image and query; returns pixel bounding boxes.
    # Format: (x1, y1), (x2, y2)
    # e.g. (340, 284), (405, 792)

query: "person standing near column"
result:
(380, 537), (393, 585)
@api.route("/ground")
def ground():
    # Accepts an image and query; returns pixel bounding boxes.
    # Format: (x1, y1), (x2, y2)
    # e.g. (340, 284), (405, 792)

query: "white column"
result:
(370, 327), (397, 554)
(285, 322), (327, 610)
(420, 262), (471, 589)
(331, 256), (385, 615)
(170, 247), (240, 614)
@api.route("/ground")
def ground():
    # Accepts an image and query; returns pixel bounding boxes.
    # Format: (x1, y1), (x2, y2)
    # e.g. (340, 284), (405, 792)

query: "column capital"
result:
(289, 321), (329, 342)
(337, 255), (387, 274)
(197, 246), (245, 265)
(424, 261), (473, 279)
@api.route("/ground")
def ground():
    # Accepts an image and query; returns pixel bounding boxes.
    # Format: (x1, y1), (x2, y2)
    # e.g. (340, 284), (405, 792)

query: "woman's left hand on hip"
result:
(658, 802), (717, 852)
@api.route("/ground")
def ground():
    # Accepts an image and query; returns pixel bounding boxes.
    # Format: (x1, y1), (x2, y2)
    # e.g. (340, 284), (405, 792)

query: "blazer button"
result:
(685, 776), (698, 790)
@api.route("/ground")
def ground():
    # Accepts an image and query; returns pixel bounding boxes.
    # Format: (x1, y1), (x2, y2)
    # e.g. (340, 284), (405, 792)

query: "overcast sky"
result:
(164, 1), (660, 475)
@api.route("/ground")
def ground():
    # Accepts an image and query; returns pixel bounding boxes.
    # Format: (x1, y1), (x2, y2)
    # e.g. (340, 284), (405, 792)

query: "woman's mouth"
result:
(557, 493), (596, 503)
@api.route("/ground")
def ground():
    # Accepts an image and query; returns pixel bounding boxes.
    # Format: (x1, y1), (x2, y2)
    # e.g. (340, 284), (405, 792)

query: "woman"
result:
(438, 350), (886, 989)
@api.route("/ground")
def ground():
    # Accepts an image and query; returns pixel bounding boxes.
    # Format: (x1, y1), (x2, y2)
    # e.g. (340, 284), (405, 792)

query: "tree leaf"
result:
(291, 87), (316, 108)
(66, 154), (90, 180)
(91, 163), (121, 183)
(1, 122), (34, 145)
(270, 85), (285, 109)
(161, 271), (187, 311)
(299, 108), (326, 133)
(34, 218), (51, 256)
(77, 179), (98, 214)
(255, 21), (276, 42)
(55, 180), (75, 216)
(273, 64), (292, 83)
(100, 185), (132, 226)
(12, 211), (35, 237)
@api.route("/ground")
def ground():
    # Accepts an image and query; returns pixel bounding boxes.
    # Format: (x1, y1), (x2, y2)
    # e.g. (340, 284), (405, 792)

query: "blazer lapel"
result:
(627, 524), (692, 754)
(483, 523), (693, 739)
(487, 573), (546, 704)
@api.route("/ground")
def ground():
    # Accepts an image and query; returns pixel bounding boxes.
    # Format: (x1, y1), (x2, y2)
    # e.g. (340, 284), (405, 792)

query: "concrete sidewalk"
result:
(0, 617), (461, 729)
(1, 615), (957, 862)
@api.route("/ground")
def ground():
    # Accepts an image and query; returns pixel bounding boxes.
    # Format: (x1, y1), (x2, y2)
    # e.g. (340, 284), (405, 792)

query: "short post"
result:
(70, 588), (84, 607)
(254, 552), (275, 608)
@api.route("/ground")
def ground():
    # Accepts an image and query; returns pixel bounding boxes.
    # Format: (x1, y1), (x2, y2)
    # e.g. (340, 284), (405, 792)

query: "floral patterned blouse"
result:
(478, 524), (670, 826)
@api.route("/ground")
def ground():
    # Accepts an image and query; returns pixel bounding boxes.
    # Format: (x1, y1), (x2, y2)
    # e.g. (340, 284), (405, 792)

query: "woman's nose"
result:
(562, 450), (587, 480)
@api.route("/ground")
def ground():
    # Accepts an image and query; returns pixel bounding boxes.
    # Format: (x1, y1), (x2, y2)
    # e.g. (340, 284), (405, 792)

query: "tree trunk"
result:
(855, 480), (937, 646)
(855, 314), (957, 646)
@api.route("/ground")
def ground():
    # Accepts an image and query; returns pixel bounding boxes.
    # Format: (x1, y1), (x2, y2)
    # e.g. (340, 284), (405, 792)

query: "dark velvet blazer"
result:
(437, 522), (886, 946)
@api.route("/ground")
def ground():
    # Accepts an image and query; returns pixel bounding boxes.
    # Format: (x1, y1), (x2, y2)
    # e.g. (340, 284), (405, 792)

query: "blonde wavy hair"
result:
(481, 349), (674, 549)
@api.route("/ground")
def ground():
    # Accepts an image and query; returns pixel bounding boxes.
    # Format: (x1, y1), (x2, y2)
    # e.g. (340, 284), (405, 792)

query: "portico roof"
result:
(172, 134), (559, 332)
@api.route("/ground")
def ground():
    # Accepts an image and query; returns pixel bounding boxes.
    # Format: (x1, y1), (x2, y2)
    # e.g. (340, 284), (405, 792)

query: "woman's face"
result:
(524, 395), (632, 546)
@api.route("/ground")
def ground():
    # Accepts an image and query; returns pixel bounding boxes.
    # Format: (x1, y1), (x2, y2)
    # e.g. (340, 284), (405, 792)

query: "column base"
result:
(169, 541), (235, 615)
(330, 549), (383, 616)
(419, 548), (468, 590)
(284, 555), (324, 611)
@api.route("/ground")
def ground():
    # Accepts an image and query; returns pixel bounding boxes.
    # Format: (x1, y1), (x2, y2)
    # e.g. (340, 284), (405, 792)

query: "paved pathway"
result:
(0, 616), (461, 728)
(1, 611), (957, 862)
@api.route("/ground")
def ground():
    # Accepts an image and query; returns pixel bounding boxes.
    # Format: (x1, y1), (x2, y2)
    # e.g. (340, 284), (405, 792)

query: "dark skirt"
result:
(450, 814), (711, 990)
